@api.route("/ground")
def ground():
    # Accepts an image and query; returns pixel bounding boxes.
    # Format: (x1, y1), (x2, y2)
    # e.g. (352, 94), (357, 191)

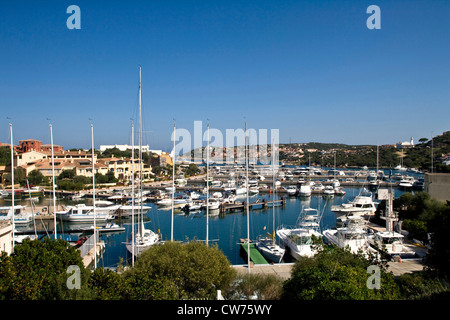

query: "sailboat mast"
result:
(131, 120), (135, 265)
(139, 66), (144, 237)
(91, 122), (97, 269)
(245, 121), (250, 273)
(9, 122), (15, 251)
(49, 122), (57, 239)
(206, 121), (210, 246)
(171, 121), (175, 242)
(272, 138), (275, 244)
(376, 143), (379, 182)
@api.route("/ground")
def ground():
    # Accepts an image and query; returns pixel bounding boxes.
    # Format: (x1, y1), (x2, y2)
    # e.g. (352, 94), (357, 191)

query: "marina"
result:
(2, 167), (427, 276)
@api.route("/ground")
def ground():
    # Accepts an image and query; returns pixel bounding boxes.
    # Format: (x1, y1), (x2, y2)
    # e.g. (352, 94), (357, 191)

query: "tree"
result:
(425, 203), (450, 280)
(27, 169), (44, 185)
(230, 273), (283, 300)
(419, 138), (429, 144)
(123, 241), (236, 300)
(282, 244), (399, 300)
(0, 238), (90, 300)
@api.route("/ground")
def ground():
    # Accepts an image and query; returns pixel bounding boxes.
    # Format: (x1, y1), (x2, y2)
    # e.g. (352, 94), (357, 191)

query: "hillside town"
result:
(0, 139), (173, 186)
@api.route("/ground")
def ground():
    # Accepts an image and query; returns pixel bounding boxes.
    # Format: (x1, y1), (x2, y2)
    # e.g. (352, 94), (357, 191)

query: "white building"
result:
(396, 137), (414, 149)
(100, 144), (150, 153)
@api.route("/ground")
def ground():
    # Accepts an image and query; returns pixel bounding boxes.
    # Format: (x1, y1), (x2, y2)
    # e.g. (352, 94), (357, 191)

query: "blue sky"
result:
(1, 0), (449, 151)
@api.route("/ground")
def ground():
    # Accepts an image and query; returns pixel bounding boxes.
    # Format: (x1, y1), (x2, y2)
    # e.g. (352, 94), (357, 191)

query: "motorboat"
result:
(331, 190), (378, 219)
(334, 187), (346, 196)
(175, 177), (187, 186)
(248, 186), (259, 195)
(114, 204), (152, 217)
(0, 205), (34, 224)
(156, 198), (172, 206)
(297, 207), (321, 230)
(211, 192), (223, 199)
(80, 222), (125, 233)
(255, 235), (285, 263)
(188, 190), (201, 200)
(298, 184), (311, 197)
(323, 216), (376, 256)
(234, 186), (247, 195)
(311, 183), (325, 191)
(284, 185), (297, 196)
(202, 200), (220, 210)
(277, 227), (322, 260)
(56, 204), (118, 222)
(399, 176), (415, 188)
(21, 186), (43, 198)
(182, 201), (203, 212)
(323, 186), (335, 196)
(368, 231), (416, 258)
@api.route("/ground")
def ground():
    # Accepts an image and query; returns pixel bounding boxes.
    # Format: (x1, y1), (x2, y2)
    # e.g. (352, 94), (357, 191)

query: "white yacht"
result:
(398, 176), (415, 188)
(234, 186), (247, 195)
(126, 228), (161, 257)
(277, 227), (322, 260)
(323, 216), (376, 256)
(0, 205), (34, 224)
(156, 198), (172, 206)
(298, 184), (311, 197)
(331, 190), (378, 219)
(56, 204), (118, 222)
(284, 185), (297, 196)
(323, 186), (335, 196)
(115, 204), (152, 217)
(368, 231), (416, 258)
(255, 235), (285, 263)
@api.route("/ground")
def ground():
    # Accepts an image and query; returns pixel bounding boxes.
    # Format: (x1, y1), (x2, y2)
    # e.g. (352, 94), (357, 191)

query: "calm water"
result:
(4, 184), (415, 268)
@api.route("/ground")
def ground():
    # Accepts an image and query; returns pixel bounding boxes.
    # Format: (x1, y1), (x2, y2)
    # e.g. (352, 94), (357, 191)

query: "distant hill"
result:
(180, 131), (450, 172)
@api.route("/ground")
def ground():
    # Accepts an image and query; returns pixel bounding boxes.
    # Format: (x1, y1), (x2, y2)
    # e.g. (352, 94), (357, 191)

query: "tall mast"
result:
(245, 120), (250, 273)
(9, 121), (15, 251)
(206, 120), (210, 246)
(139, 66), (144, 237)
(49, 122), (57, 239)
(272, 138), (276, 244)
(131, 120), (135, 265)
(91, 121), (97, 269)
(171, 120), (175, 242)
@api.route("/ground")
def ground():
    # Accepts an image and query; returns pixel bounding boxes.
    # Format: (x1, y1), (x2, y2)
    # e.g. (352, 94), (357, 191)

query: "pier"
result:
(239, 241), (269, 265)
(219, 198), (285, 214)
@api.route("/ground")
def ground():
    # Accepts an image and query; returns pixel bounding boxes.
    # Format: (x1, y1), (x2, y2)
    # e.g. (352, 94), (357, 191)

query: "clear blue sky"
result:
(1, 0), (449, 151)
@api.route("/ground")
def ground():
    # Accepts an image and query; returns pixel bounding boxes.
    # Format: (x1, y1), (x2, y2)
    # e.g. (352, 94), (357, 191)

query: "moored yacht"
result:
(331, 190), (378, 219)
(255, 235), (285, 263)
(276, 227), (322, 260)
(323, 216), (376, 256)
(368, 231), (416, 258)
(56, 203), (117, 222)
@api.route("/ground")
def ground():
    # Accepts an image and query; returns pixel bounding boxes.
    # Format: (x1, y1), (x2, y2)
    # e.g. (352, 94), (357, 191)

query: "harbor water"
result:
(4, 184), (416, 268)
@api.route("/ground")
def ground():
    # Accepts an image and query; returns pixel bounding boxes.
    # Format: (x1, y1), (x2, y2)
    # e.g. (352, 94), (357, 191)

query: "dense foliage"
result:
(282, 240), (400, 300)
(279, 131), (450, 172)
(123, 241), (236, 300)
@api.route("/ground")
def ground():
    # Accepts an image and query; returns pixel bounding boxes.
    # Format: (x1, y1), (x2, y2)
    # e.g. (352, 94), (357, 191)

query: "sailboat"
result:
(255, 140), (285, 263)
(126, 66), (160, 257)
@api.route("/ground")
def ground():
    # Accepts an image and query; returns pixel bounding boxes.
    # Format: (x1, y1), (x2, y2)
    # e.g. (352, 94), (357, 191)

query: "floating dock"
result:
(240, 240), (269, 265)
(220, 198), (285, 214)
